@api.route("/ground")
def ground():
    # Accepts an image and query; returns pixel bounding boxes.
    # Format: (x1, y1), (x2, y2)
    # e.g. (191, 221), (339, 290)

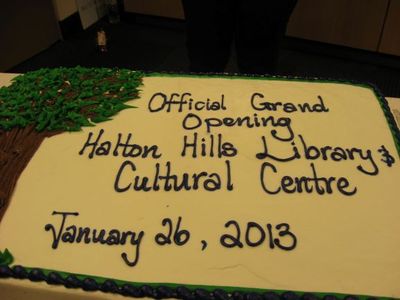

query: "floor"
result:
(9, 16), (400, 98)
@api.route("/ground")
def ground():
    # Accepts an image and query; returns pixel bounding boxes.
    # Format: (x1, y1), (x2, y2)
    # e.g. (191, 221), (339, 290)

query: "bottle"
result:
(97, 29), (107, 52)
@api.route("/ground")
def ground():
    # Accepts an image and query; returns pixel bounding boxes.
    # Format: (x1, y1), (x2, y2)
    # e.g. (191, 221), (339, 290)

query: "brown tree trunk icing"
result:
(0, 126), (59, 221)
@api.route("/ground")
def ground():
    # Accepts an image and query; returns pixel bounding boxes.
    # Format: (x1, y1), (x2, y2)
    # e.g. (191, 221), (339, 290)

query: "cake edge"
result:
(0, 263), (394, 300)
(0, 70), (399, 300)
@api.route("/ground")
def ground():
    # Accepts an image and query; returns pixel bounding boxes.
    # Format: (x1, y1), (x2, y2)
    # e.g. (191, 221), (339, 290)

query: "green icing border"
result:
(1, 262), (395, 300)
(1, 72), (400, 299)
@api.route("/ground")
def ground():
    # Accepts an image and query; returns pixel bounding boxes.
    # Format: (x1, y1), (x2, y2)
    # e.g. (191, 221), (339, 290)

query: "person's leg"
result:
(182, 0), (235, 73)
(235, 0), (297, 75)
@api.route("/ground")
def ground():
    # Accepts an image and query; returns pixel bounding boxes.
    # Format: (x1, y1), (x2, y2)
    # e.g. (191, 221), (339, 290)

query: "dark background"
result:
(2, 0), (400, 97)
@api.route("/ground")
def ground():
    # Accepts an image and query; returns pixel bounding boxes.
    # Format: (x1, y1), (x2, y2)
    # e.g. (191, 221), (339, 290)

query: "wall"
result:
(379, 0), (400, 56)
(0, 0), (61, 71)
(286, 0), (389, 51)
(123, 0), (399, 56)
(53, 0), (78, 21)
(124, 0), (184, 19)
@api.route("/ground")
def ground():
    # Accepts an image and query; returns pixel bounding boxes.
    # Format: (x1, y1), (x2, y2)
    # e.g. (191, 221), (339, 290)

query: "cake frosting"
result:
(0, 68), (399, 299)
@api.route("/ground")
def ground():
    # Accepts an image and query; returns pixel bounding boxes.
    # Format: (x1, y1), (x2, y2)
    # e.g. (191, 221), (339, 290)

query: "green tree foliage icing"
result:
(0, 249), (13, 266)
(0, 66), (143, 132)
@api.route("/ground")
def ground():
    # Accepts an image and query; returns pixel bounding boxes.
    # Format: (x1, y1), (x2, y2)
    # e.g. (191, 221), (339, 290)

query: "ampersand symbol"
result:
(378, 145), (395, 167)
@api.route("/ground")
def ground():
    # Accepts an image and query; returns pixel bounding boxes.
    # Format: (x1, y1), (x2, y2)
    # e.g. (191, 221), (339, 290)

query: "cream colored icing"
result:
(0, 75), (399, 298)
